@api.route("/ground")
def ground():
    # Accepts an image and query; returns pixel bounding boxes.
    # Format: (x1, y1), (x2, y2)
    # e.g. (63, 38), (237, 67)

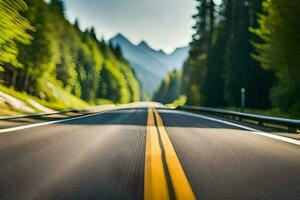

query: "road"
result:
(0, 103), (300, 200)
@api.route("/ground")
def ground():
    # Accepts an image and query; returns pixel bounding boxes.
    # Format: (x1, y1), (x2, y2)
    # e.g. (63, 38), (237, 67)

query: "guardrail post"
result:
(288, 127), (297, 133)
(258, 121), (264, 126)
(241, 88), (245, 113)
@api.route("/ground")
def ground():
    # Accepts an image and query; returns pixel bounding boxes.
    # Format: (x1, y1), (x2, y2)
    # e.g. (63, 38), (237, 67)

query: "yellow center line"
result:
(144, 108), (170, 200)
(153, 108), (197, 200)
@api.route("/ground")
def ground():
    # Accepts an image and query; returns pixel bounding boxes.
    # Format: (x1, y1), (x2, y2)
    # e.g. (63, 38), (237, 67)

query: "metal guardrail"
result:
(0, 109), (80, 120)
(177, 105), (300, 133)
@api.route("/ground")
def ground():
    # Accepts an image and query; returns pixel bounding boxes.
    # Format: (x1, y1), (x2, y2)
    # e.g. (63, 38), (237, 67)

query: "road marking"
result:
(144, 108), (170, 200)
(174, 110), (300, 146)
(154, 109), (196, 200)
(0, 110), (113, 134)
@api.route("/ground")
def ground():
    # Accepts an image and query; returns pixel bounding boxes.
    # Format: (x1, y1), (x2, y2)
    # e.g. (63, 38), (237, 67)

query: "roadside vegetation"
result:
(0, 0), (140, 114)
(153, 70), (182, 104)
(156, 0), (300, 118)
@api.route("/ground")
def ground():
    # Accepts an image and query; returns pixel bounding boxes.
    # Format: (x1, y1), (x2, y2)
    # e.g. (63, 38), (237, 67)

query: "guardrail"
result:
(0, 109), (80, 120)
(177, 105), (300, 133)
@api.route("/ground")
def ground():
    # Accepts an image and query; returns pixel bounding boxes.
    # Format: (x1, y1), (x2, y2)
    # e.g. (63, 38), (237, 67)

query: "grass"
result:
(95, 98), (115, 105)
(0, 104), (23, 115)
(37, 77), (89, 110)
(0, 84), (40, 112)
(166, 95), (187, 109)
(38, 84), (88, 110)
(0, 79), (90, 115)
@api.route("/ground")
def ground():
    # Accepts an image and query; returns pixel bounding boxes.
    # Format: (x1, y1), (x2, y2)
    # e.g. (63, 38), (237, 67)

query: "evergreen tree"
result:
(0, 0), (33, 70)
(183, 0), (274, 110)
(0, 0), (141, 105)
(224, 0), (274, 109)
(50, 0), (65, 16)
(202, 1), (227, 107)
(182, 0), (212, 105)
(253, 0), (300, 115)
(16, 0), (56, 94)
(89, 27), (97, 40)
(203, 28), (227, 107)
(154, 70), (181, 104)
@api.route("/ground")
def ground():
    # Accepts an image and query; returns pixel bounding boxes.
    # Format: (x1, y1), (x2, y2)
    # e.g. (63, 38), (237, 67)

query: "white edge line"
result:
(0, 110), (112, 134)
(174, 110), (300, 146)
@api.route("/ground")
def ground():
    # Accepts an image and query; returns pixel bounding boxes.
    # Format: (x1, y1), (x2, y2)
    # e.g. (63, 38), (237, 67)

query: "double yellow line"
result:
(144, 108), (196, 200)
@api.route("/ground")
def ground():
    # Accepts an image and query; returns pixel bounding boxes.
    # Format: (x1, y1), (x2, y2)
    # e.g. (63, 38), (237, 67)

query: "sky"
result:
(63, 0), (197, 53)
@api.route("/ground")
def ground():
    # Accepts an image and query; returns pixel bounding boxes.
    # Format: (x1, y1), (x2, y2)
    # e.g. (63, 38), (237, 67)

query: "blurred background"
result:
(0, 0), (299, 118)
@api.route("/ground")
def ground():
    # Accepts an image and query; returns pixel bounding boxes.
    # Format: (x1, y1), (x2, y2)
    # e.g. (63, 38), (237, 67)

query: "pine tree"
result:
(154, 70), (181, 104)
(0, 0), (140, 105)
(15, 0), (56, 93)
(202, 0), (227, 107)
(0, 0), (33, 70)
(182, 0), (274, 110)
(253, 0), (300, 115)
(224, 0), (274, 109)
(182, 0), (212, 105)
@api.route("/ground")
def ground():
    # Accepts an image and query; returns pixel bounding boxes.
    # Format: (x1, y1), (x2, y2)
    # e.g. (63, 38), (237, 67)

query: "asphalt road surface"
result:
(0, 103), (300, 200)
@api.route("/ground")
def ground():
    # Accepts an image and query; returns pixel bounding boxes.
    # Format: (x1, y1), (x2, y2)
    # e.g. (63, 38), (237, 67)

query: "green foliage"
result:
(95, 98), (114, 105)
(0, 84), (39, 111)
(202, 25), (227, 107)
(0, 0), (140, 110)
(253, 0), (300, 115)
(36, 77), (88, 110)
(0, 81), (88, 111)
(182, 0), (276, 111)
(16, 0), (56, 94)
(153, 70), (182, 104)
(182, 0), (214, 105)
(166, 95), (187, 109)
(0, 0), (33, 69)
(223, 0), (274, 109)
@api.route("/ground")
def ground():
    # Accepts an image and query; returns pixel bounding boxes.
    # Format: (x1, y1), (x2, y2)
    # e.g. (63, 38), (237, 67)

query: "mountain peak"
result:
(111, 33), (128, 41)
(109, 33), (190, 94)
(138, 41), (151, 49)
(138, 41), (167, 56)
(158, 49), (166, 54)
(170, 46), (190, 55)
(110, 33), (134, 48)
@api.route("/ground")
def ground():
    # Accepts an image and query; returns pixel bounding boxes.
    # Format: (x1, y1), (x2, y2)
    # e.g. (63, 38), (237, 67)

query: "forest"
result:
(155, 0), (300, 117)
(153, 70), (182, 104)
(1, 0), (299, 117)
(0, 0), (140, 111)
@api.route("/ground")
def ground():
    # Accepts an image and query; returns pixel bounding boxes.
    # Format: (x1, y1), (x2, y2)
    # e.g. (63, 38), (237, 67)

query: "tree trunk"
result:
(11, 70), (17, 87)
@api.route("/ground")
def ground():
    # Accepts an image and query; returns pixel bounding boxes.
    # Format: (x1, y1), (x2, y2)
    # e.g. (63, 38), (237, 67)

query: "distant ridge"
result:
(110, 33), (189, 95)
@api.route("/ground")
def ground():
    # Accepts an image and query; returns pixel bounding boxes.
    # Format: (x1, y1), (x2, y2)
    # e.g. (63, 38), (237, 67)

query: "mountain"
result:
(165, 46), (190, 71)
(110, 34), (189, 95)
(138, 41), (189, 71)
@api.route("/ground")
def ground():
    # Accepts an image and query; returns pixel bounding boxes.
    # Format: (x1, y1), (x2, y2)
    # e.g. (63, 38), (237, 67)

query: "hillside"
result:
(110, 34), (189, 95)
(0, 0), (140, 113)
(153, 70), (182, 104)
